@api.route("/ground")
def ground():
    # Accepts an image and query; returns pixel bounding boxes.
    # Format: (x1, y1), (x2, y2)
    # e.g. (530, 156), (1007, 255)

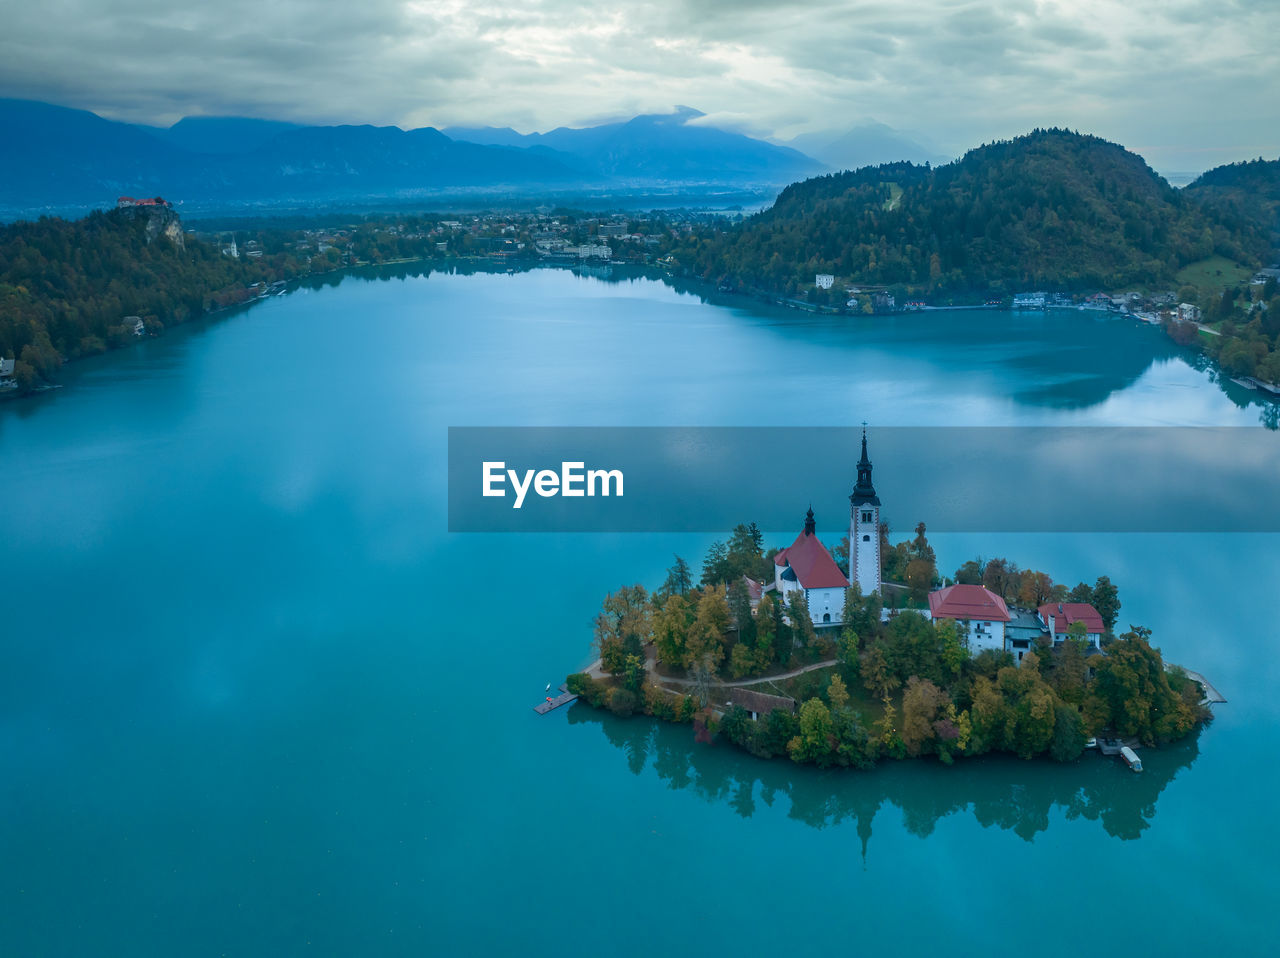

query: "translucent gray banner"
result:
(447, 426), (1280, 532)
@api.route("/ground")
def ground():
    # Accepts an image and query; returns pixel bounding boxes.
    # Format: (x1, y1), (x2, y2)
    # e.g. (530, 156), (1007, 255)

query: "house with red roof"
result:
(1038, 602), (1104, 647)
(928, 584), (1011, 657)
(773, 508), (849, 626)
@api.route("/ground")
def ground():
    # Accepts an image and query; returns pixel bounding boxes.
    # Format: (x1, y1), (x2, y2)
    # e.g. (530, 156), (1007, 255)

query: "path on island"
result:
(582, 655), (838, 690)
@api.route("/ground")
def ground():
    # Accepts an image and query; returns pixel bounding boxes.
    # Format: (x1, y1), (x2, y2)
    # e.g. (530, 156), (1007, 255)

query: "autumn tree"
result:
(901, 676), (949, 757)
(684, 586), (731, 672)
(1089, 628), (1198, 744)
(594, 584), (651, 676)
(996, 653), (1057, 758)
(652, 592), (694, 667)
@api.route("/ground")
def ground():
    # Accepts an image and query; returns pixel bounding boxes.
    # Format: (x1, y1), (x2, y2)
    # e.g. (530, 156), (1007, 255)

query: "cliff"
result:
(115, 197), (184, 249)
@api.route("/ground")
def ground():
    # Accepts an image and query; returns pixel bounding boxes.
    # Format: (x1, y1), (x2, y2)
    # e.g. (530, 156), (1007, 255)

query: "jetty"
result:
(534, 683), (577, 715)
(1183, 669), (1227, 704)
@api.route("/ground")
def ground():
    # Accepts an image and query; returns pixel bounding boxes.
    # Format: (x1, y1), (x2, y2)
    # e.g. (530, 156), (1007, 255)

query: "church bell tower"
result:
(849, 426), (881, 596)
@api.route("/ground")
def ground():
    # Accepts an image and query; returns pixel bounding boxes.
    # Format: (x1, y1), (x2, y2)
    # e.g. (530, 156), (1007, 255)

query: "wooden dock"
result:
(534, 683), (577, 715)
(1183, 669), (1227, 704)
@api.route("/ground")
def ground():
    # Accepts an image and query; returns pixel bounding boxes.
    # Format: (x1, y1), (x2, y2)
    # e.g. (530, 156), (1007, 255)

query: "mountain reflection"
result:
(324, 260), (1268, 417)
(568, 705), (1200, 851)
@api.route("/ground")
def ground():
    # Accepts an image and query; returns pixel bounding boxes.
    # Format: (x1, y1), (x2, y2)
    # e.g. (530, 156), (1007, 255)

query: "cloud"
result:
(0, 0), (1275, 171)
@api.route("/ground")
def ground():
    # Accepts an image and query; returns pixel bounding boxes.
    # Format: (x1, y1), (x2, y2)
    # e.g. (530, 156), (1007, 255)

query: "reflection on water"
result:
(569, 706), (1201, 854)
(315, 260), (1278, 424)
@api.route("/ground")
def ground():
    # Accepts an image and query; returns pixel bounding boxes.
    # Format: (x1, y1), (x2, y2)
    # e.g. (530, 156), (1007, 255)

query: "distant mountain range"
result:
(0, 100), (825, 215)
(442, 106), (822, 184)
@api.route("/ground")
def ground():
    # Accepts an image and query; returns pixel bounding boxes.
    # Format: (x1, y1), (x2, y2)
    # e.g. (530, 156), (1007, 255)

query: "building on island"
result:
(1005, 608), (1050, 663)
(815, 273), (835, 289)
(729, 688), (797, 721)
(0, 357), (15, 390)
(773, 507), (849, 625)
(848, 428), (881, 597)
(1038, 602), (1104, 647)
(1012, 291), (1047, 309)
(928, 584), (1011, 656)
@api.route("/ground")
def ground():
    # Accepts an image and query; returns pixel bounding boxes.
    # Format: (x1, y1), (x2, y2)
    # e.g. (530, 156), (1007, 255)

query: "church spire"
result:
(851, 425), (880, 507)
(803, 505), (816, 536)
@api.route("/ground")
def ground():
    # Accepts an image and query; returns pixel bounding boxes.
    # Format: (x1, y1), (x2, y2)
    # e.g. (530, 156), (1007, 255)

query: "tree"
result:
(860, 644), (898, 700)
(936, 619), (966, 680)
(905, 557), (936, 603)
(843, 583), (881, 639)
(954, 558), (984, 585)
(661, 555), (693, 596)
(966, 676), (1006, 755)
(594, 585), (651, 676)
(729, 643), (757, 679)
(836, 628), (861, 683)
(996, 654), (1057, 758)
(900, 676), (948, 757)
(700, 541), (730, 586)
(728, 577), (757, 648)
(788, 698), (836, 766)
(982, 558), (1013, 601)
(652, 593), (693, 667)
(1049, 703), (1086, 762)
(684, 586), (730, 671)
(1018, 570), (1056, 607)
(827, 673), (851, 711)
(726, 522), (765, 581)
(761, 592), (793, 667)
(1090, 629), (1198, 744)
(1091, 576), (1120, 632)
(786, 589), (817, 651)
(1068, 581), (1094, 605)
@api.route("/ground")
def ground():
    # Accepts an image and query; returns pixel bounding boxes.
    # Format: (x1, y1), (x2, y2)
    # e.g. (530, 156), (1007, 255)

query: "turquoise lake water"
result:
(1, 266), (1278, 955)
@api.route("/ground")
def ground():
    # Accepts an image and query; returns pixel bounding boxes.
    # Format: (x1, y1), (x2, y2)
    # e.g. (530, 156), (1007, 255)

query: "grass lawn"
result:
(1175, 255), (1254, 291)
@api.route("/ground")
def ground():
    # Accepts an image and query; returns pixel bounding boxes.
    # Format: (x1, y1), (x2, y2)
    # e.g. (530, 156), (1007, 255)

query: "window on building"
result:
(861, 510), (872, 523)
(862, 534), (870, 542)
(823, 613), (831, 623)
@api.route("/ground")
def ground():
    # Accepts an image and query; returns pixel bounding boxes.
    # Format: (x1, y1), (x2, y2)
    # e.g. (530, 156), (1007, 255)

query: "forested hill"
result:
(0, 208), (290, 391)
(674, 129), (1270, 298)
(1185, 158), (1280, 240)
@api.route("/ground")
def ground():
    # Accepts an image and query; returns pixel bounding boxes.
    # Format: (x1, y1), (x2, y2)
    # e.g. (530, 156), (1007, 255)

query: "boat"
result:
(1120, 745), (1143, 772)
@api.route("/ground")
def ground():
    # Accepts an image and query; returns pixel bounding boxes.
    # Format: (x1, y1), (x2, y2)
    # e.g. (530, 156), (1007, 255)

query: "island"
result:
(564, 433), (1216, 769)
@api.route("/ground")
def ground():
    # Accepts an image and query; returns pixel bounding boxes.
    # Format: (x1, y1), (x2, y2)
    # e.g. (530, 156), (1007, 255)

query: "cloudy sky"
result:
(1, 0), (1277, 171)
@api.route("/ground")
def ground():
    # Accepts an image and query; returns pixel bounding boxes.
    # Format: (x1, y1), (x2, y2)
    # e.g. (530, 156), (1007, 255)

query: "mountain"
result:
(0, 100), (592, 212)
(673, 129), (1271, 296)
(1185, 157), (1280, 241)
(0, 99), (193, 206)
(444, 107), (824, 185)
(0, 100), (822, 215)
(149, 116), (303, 154)
(785, 122), (950, 171)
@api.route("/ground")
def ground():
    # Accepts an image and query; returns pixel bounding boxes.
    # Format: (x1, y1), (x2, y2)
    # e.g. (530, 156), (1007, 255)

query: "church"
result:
(771, 429), (882, 626)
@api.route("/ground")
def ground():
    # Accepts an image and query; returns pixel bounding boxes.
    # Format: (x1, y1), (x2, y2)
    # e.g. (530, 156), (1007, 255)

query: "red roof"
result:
(1038, 602), (1104, 634)
(929, 584), (1011, 622)
(773, 529), (848, 589)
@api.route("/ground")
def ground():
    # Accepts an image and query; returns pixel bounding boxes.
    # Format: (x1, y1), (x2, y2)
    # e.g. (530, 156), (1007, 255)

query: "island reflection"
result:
(568, 705), (1200, 851)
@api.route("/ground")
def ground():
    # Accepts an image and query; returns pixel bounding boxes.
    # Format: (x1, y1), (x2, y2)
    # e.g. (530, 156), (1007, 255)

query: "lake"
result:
(1, 265), (1277, 955)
